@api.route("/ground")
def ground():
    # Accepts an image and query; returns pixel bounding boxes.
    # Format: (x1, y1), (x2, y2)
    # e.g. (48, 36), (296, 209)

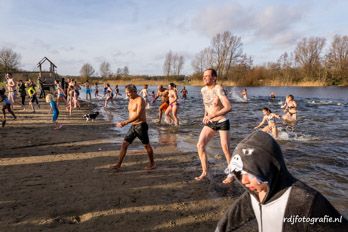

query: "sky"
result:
(0, 0), (347, 76)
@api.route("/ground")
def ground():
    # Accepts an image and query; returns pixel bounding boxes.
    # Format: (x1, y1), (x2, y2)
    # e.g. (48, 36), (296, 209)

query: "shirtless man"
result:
(153, 85), (171, 124)
(6, 73), (17, 108)
(139, 84), (150, 109)
(196, 68), (233, 184)
(112, 84), (155, 170)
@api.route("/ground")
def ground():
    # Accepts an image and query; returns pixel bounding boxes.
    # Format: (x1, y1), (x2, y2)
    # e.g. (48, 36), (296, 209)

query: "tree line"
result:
(190, 32), (348, 85)
(1, 32), (347, 85)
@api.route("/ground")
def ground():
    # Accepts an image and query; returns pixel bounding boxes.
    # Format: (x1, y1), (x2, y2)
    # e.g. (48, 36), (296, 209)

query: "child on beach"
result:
(0, 88), (17, 127)
(27, 80), (40, 113)
(46, 94), (62, 130)
(254, 107), (280, 138)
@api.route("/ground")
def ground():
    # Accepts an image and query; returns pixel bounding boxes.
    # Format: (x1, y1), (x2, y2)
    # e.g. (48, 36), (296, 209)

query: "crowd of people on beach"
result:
(1, 69), (346, 231)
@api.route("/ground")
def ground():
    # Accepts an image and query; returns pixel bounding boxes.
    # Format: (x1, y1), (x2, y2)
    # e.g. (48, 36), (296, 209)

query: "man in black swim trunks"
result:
(112, 84), (156, 171)
(196, 68), (234, 184)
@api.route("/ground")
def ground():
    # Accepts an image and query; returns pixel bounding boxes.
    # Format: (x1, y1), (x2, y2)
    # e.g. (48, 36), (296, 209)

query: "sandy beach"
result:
(0, 100), (242, 232)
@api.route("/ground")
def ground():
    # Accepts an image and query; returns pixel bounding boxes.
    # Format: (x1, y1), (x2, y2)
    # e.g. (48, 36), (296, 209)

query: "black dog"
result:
(83, 112), (99, 122)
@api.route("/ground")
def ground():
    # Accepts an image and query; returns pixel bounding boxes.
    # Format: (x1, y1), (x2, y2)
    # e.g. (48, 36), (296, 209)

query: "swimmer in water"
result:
(270, 91), (276, 100)
(241, 88), (248, 101)
(281, 95), (297, 124)
(254, 107), (281, 139)
(181, 86), (188, 100)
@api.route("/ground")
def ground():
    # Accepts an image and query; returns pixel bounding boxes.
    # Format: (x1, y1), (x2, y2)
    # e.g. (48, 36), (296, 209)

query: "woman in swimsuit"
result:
(104, 84), (114, 107)
(281, 94), (297, 123)
(165, 83), (179, 126)
(254, 107), (280, 138)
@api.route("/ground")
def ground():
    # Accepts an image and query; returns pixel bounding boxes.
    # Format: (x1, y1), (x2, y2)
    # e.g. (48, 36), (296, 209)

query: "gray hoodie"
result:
(216, 131), (347, 232)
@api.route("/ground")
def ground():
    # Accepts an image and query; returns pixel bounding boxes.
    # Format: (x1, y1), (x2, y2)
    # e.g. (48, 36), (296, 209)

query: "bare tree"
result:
(0, 48), (21, 72)
(123, 66), (129, 76)
(211, 31), (243, 78)
(116, 68), (122, 76)
(192, 47), (214, 73)
(177, 55), (184, 76)
(100, 61), (111, 78)
(325, 35), (348, 81)
(294, 37), (326, 79)
(163, 51), (173, 76)
(80, 63), (95, 79)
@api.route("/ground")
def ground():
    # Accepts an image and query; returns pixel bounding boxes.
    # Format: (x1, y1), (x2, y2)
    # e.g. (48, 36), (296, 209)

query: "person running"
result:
(254, 107), (281, 139)
(281, 94), (297, 124)
(46, 94), (62, 130)
(150, 91), (156, 104)
(241, 88), (248, 101)
(37, 74), (46, 99)
(153, 85), (171, 124)
(114, 84), (121, 97)
(180, 86), (188, 99)
(54, 80), (67, 109)
(112, 84), (155, 171)
(104, 84), (114, 107)
(85, 80), (92, 101)
(196, 68), (233, 184)
(27, 80), (40, 113)
(139, 84), (150, 109)
(66, 85), (75, 116)
(6, 73), (17, 109)
(103, 83), (108, 98)
(73, 82), (81, 109)
(0, 88), (17, 127)
(94, 82), (99, 98)
(165, 83), (179, 126)
(18, 80), (26, 110)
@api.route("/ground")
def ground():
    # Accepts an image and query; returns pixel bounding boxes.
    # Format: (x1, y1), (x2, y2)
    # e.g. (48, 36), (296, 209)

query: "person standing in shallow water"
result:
(112, 84), (155, 171)
(196, 68), (234, 184)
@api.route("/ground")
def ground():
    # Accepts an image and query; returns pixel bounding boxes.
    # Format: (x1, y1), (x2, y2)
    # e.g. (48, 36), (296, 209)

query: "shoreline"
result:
(0, 98), (241, 231)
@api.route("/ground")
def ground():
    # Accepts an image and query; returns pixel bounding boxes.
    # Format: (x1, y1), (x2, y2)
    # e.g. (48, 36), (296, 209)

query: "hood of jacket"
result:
(226, 130), (296, 204)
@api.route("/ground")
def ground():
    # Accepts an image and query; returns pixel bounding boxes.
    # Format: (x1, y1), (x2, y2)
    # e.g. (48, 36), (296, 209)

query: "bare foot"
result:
(144, 163), (156, 170)
(194, 173), (207, 181)
(222, 175), (235, 185)
(111, 164), (121, 171)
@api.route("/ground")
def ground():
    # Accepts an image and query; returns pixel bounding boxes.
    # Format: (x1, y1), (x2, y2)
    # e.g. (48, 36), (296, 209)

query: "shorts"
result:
(160, 102), (169, 112)
(86, 89), (91, 94)
(52, 111), (59, 122)
(206, 119), (230, 131)
(124, 122), (150, 144)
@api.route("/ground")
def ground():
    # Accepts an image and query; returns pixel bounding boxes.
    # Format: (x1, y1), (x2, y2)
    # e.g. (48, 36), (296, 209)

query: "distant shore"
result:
(93, 79), (330, 87)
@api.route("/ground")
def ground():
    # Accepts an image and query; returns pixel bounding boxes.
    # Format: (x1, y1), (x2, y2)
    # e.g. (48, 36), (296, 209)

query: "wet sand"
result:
(0, 100), (242, 231)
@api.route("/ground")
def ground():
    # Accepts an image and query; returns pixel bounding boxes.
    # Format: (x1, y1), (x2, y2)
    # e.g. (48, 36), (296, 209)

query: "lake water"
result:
(81, 85), (348, 217)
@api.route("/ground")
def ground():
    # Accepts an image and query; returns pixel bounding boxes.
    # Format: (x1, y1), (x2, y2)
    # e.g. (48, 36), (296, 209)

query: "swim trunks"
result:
(206, 119), (230, 131)
(124, 122), (150, 144)
(160, 102), (169, 112)
(86, 89), (91, 94)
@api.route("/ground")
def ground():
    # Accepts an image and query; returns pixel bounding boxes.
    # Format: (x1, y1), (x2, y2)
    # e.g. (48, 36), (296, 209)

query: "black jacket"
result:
(216, 131), (347, 232)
